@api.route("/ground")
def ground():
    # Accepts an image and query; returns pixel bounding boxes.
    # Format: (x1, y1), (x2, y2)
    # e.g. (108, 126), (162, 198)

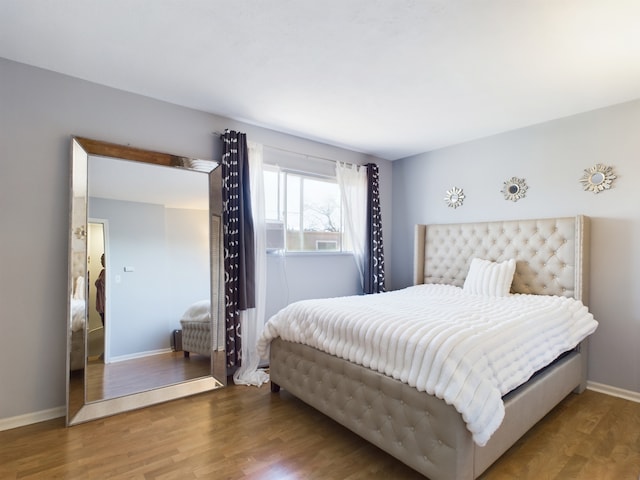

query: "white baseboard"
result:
(109, 347), (173, 363)
(0, 406), (65, 432)
(587, 381), (640, 403)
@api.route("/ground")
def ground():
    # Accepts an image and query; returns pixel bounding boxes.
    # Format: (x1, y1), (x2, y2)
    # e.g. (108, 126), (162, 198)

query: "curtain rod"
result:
(263, 144), (353, 167)
(212, 130), (358, 168)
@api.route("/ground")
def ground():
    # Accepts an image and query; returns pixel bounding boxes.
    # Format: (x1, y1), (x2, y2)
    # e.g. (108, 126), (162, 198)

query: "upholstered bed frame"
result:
(269, 216), (591, 479)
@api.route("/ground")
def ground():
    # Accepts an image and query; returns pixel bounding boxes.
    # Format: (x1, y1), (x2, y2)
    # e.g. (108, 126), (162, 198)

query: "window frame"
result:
(263, 164), (348, 255)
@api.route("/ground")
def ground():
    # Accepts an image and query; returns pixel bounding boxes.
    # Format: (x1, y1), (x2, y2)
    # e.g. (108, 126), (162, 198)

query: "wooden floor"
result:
(84, 351), (211, 401)
(1, 386), (639, 479)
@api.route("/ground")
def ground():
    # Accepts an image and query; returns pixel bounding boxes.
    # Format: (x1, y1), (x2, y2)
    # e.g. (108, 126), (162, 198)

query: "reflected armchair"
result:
(179, 300), (211, 357)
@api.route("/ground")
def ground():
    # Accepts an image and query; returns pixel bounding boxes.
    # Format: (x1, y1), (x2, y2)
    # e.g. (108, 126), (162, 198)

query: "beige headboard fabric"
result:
(414, 216), (590, 304)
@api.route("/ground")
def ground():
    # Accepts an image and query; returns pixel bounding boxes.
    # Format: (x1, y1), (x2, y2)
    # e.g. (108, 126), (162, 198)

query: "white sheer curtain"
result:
(233, 141), (269, 387)
(336, 162), (367, 291)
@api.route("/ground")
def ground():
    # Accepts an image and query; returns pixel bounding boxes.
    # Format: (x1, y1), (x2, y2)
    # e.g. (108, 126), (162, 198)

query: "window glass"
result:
(263, 169), (280, 221)
(264, 165), (343, 253)
(286, 174), (301, 232)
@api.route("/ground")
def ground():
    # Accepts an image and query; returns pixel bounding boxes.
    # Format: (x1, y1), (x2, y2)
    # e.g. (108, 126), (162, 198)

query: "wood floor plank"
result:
(1, 387), (639, 479)
(83, 351), (211, 402)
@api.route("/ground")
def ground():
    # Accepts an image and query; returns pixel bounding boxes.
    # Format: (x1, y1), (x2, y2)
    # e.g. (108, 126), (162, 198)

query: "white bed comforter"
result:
(257, 284), (598, 446)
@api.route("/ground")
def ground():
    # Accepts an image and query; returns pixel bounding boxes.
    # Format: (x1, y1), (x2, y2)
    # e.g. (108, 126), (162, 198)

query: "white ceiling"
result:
(88, 155), (211, 210)
(2, 1), (640, 160)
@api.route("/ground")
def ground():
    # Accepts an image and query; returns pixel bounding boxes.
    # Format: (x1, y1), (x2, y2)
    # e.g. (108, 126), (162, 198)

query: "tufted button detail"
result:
(425, 217), (577, 298)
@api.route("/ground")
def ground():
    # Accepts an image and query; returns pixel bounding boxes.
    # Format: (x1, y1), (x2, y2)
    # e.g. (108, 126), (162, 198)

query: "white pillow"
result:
(181, 300), (211, 322)
(463, 258), (516, 297)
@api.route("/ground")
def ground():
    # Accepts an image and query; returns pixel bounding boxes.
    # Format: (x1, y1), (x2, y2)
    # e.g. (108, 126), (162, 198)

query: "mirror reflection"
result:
(67, 137), (225, 426)
(87, 155), (212, 400)
(590, 172), (605, 185)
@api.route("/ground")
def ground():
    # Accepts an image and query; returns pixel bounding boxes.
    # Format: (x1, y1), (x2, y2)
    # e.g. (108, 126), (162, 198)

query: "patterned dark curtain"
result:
(221, 130), (255, 369)
(364, 163), (385, 294)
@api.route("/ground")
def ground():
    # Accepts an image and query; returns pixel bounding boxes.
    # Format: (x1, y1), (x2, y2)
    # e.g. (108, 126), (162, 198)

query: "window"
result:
(264, 166), (344, 253)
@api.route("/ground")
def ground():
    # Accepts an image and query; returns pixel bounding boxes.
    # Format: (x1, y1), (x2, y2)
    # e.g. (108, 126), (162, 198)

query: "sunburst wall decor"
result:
(444, 186), (465, 209)
(579, 164), (616, 194)
(501, 177), (528, 202)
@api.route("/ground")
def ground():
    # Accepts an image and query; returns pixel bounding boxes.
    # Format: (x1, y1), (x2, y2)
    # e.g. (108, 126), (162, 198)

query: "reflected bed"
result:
(69, 276), (86, 371)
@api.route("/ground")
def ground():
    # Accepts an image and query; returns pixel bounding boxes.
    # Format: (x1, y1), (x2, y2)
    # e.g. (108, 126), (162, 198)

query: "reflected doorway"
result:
(88, 221), (107, 362)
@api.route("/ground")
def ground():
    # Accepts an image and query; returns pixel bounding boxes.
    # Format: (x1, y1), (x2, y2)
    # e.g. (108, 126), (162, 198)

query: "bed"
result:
(258, 215), (596, 480)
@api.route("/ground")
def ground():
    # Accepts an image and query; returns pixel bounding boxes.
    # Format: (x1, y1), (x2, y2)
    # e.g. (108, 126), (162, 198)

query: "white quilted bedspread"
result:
(257, 284), (598, 446)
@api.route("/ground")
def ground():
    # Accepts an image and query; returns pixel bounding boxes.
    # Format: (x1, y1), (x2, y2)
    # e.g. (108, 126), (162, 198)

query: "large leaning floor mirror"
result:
(67, 137), (226, 426)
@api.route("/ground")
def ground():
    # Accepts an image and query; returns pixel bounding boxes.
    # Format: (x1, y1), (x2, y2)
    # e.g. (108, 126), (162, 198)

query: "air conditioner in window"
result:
(265, 221), (285, 251)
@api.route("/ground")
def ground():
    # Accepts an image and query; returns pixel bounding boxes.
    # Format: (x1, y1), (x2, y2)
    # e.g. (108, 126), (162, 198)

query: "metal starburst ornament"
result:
(444, 186), (465, 209)
(501, 177), (528, 202)
(579, 164), (616, 194)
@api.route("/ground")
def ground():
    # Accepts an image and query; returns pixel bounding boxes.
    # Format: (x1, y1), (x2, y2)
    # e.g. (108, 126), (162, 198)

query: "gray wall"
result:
(0, 57), (391, 422)
(89, 198), (210, 359)
(391, 99), (640, 395)
(90, 198), (169, 358)
(265, 253), (362, 319)
(165, 207), (211, 331)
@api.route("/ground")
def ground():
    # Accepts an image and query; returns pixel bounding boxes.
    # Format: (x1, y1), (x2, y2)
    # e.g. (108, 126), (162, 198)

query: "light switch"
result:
(124, 266), (135, 272)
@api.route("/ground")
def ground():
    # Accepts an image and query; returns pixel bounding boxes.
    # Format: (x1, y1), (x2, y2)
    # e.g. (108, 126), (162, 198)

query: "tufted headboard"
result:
(414, 216), (590, 304)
